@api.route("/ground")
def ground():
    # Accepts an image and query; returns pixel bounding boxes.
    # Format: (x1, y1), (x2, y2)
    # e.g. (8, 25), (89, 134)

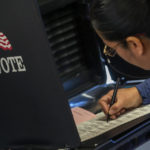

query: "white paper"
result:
(77, 104), (150, 142)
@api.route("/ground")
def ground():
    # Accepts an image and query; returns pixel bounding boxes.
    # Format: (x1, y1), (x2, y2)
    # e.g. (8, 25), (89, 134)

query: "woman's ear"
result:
(126, 36), (144, 56)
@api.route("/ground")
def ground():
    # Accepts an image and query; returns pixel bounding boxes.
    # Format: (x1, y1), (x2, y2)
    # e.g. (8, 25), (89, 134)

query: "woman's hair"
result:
(90, 0), (150, 42)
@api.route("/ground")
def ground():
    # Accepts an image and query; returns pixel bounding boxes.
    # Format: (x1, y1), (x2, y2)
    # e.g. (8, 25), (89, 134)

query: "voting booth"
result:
(0, 0), (150, 150)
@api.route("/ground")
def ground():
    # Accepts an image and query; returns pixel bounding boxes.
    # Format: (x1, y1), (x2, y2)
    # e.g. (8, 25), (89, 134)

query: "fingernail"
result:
(109, 109), (115, 115)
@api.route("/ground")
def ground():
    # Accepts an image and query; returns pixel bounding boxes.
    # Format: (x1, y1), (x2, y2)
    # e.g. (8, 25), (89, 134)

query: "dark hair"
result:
(90, 0), (150, 42)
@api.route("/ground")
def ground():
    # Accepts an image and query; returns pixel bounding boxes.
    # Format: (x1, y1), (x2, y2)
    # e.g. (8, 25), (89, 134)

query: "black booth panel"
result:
(0, 0), (81, 148)
(38, 0), (77, 13)
(38, 1), (106, 97)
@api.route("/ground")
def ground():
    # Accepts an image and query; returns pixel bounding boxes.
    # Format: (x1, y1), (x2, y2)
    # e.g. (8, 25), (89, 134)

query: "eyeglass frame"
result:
(103, 45), (117, 57)
(103, 33), (146, 57)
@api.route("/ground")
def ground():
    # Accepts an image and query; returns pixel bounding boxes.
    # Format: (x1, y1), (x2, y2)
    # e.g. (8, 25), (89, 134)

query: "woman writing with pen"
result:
(90, 0), (150, 119)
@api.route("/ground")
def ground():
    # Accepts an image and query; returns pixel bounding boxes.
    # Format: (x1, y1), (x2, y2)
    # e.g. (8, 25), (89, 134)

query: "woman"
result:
(90, 0), (150, 119)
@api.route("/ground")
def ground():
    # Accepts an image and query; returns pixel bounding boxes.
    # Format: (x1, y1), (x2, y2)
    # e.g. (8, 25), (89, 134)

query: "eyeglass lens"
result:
(104, 45), (116, 57)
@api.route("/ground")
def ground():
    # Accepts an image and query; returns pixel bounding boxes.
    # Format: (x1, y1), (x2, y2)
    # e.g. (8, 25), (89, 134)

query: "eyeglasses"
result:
(103, 45), (117, 57)
(103, 33), (146, 57)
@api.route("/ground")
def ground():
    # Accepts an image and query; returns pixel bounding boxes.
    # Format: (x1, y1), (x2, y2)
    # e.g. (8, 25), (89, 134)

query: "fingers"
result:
(109, 102), (123, 115)
(110, 108), (126, 120)
(99, 89), (128, 120)
(110, 115), (117, 120)
(99, 94), (113, 115)
(120, 108), (126, 114)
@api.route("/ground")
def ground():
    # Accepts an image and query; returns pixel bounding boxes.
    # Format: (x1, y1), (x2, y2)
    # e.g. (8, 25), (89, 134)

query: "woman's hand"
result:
(99, 87), (143, 119)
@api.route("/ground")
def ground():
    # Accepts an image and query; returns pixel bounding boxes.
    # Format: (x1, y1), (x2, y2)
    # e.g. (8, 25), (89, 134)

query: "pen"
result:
(107, 77), (120, 122)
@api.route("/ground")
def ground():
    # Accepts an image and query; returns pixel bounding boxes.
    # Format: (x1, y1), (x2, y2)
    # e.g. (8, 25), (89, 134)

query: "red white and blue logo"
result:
(0, 32), (26, 74)
(0, 32), (12, 51)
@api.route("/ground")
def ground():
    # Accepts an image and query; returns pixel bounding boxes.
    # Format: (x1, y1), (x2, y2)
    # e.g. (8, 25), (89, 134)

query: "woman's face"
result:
(95, 29), (150, 70)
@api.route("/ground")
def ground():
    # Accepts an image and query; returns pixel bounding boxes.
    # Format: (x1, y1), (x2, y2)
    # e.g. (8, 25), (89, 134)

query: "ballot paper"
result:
(77, 104), (150, 143)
